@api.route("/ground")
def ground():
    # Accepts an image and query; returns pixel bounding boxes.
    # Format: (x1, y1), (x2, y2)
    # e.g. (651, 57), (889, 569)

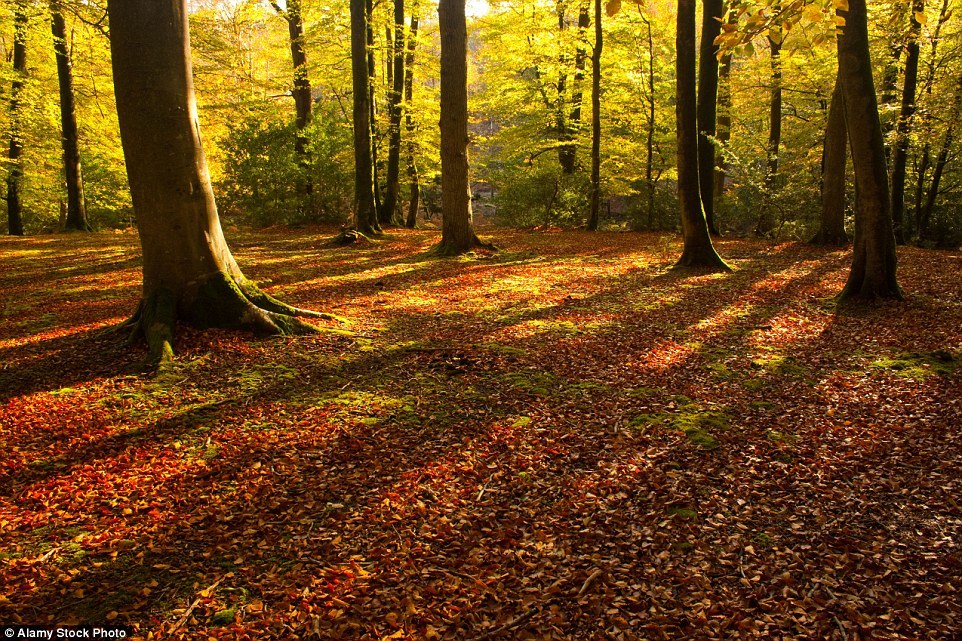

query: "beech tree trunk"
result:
(51, 1), (90, 232)
(675, 0), (728, 269)
(890, 0), (923, 244)
(560, 4), (589, 174)
(271, 0), (313, 198)
(586, 0), (601, 231)
(756, 32), (782, 237)
(642, 11), (656, 228)
(697, 0), (723, 236)
(919, 71), (961, 241)
(811, 78), (849, 246)
(436, 0), (487, 254)
(713, 42), (732, 205)
(404, 14), (421, 229)
(368, 0), (387, 224)
(351, 0), (379, 235)
(6, 0), (27, 237)
(108, 0), (322, 363)
(384, 0), (406, 225)
(836, 0), (902, 300)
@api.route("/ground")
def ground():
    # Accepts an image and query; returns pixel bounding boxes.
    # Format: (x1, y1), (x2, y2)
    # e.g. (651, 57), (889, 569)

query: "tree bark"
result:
(836, 0), (902, 300)
(6, 0), (27, 237)
(675, 0), (728, 269)
(890, 0), (923, 244)
(755, 31), (782, 237)
(811, 78), (848, 246)
(560, 4), (589, 174)
(435, 0), (487, 254)
(919, 71), (962, 241)
(697, 0), (722, 236)
(643, 10), (656, 228)
(271, 0), (313, 197)
(586, 0), (602, 231)
(404, 13), (420, 229)
(713, 41), (732, 206)
(368, 0), (386, 224)
(351, 0), (379, 235)
(107, 0), (322, 364)
(51, 1), (90, 232)
(384, 0), (406, 225)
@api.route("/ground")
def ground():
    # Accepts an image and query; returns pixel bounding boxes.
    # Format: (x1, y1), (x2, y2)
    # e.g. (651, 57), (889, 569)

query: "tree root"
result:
(128, 271), (344, 367)
(429, 233), (498, 257)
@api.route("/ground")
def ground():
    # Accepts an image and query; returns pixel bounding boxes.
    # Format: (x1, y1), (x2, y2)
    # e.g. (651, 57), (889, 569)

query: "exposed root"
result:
(237, 279), (347, 324)
(141, 289), (176, 366)
(331, 229), (373, 247)
(430, 233), (498, 257)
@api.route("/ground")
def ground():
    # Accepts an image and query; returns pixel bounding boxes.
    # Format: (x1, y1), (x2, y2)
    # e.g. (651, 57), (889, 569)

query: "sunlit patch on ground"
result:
(1, 227), (961, 639)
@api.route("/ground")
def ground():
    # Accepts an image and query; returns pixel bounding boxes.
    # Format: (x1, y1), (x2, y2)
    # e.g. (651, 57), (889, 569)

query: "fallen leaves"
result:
(0, 227), (960, 639)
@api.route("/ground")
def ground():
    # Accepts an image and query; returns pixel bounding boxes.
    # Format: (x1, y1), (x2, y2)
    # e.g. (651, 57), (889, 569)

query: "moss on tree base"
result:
(129, 272), (326, 366)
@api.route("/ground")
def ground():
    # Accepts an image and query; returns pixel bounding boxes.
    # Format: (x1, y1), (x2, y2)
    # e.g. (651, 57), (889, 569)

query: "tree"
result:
(836, 0), (902, 300)
(696, 0), (723, 236)
(383, 0), (406, 225)
(890, 0), (924, 244)
(270, 0), (314, 198)
(6, 0), (27, 237)
(351, 0), (380, 235)
(107, 0), (322, 363)
(810, 76), (848, 246)
(674, 0), (728, 269)
(403, 12), (421, 229)
(436, 0), (489, 254)
(755, 28), (782, 237)
(51, 0), (91, 232)
(586, 0), (602, 231)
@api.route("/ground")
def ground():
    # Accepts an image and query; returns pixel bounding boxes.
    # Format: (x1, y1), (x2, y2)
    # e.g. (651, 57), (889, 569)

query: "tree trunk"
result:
(51, 1), (90, 232)
(675, 0), (728, 269)
(836, 0), (902, 300)
(368, 0), (387, 224)
(384, 0), (406, 225)
(351, 0), (379, 235)
(561, 4), (589, 174)
(404, 13), (420, 229)
(586, 0), (602, 231)
(642, 10), (656, 229)
(6, 0), (27, 237)
(108, 0), (322, 364)
(271, 0), (313, 198)
(436, 0), (487, 254)
(919, 71), (961, 241)
(756, 32), (782, 237)
(697, 0), (722, 236)
(811, 77), (848, 246)
(890, 0), (923, 244)
(713, 42), (732, 206)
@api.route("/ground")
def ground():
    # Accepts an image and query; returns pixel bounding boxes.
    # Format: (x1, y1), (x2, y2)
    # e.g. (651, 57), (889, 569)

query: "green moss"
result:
(211, 608), (237, 626)
(870, 351), (958, 379)
(742, 379), (765, 391)
(750, 400), (777, 410)
(668, 507), (698, 520)
(766, 429), (796, 444)
(478, 342), (526, 358)
(631, 406), (728, 450)
(626, 387), (659, 398)
(500, 370), (561, 396)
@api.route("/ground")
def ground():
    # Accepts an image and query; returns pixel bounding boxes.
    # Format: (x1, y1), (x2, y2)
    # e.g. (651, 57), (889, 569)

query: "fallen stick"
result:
(169, 578), (223, 634)
(469, 606), (539, 641)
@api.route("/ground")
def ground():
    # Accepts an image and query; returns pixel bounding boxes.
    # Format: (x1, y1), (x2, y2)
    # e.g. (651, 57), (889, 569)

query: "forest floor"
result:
(1, 226), (961, 640)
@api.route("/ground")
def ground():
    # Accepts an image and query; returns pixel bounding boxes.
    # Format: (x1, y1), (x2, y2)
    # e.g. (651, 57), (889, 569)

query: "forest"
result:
(1, 0), (961, 639)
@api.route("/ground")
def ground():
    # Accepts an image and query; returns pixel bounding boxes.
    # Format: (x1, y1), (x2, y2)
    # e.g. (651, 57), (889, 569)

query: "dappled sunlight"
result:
(2, 228), (961, 638)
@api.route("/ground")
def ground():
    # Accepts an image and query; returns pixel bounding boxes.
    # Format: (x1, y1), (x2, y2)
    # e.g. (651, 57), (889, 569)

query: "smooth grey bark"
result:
(675, 0), (728, 269)
(890, 0), (923, 243)
(756, 32), (782, 237)
(436, 0), (488, 253)
(404, 13), (420, 229)
(811, 78), (849, 246)
(586, 0), (601, 231)
(6, 0), (27, 236)
(350, 0), (379, 235)
(836, 0), (902, 300)
(697, 0), (723, 236)
(51, 1), (90, 232)
(107, 0), (321, 363)
(384, 0), (406, 225)
(270, 0), (313, 197)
